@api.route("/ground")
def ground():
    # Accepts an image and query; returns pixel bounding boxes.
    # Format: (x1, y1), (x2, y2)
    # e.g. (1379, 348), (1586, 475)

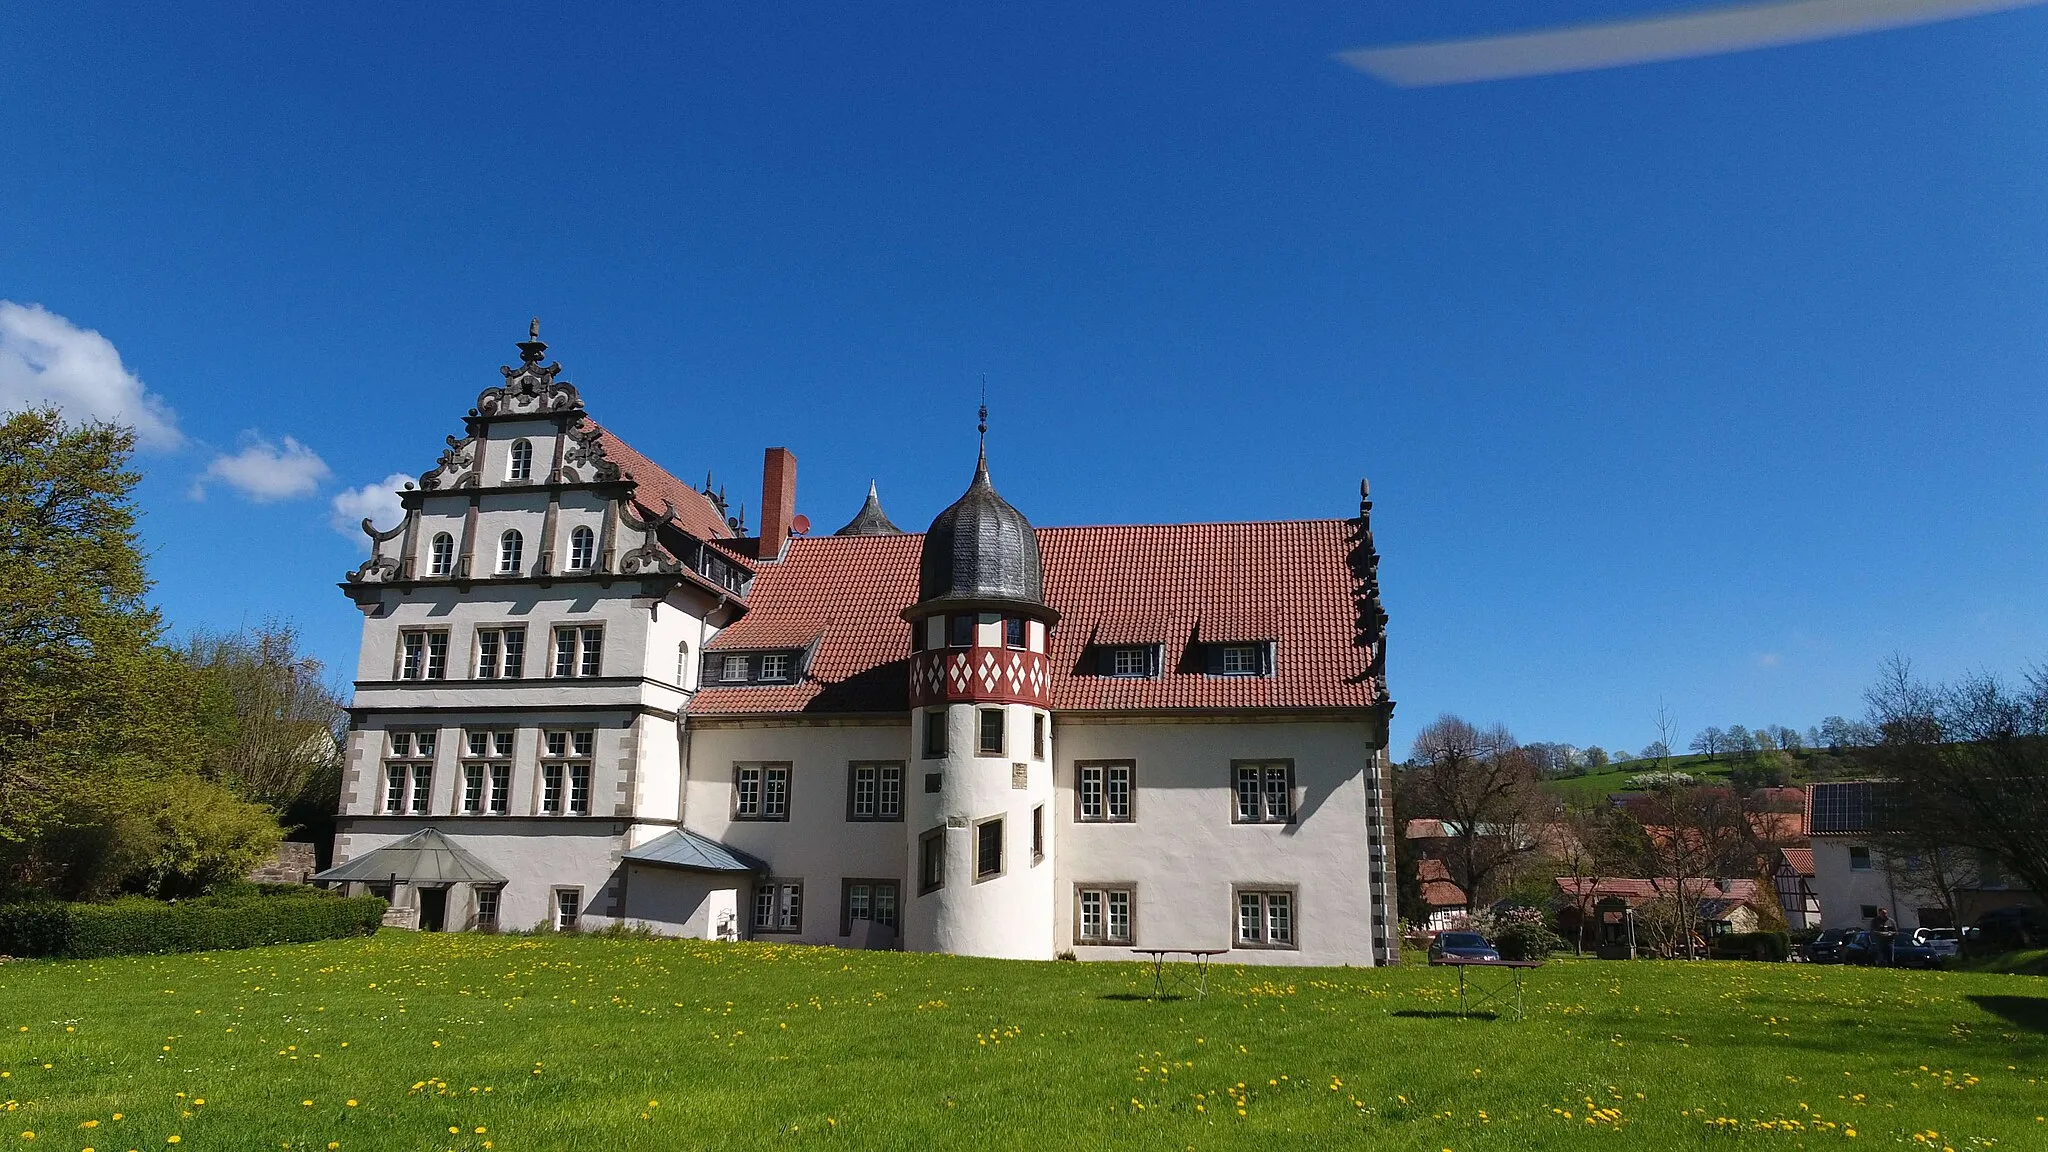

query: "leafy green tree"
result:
(0, 409), (274, 899)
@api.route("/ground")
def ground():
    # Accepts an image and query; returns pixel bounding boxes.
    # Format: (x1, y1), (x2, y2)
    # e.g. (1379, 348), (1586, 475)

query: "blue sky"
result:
(4, 2), (2045, 757)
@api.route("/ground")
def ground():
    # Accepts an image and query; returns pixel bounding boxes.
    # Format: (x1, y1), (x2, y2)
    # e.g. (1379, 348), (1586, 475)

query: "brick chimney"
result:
(760, 447), (797, 560)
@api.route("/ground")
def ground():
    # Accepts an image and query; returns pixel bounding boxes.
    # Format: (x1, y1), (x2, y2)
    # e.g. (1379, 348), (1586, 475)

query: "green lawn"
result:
(1544, 754), (1737, 802)
(3, 934), (2045, 1151)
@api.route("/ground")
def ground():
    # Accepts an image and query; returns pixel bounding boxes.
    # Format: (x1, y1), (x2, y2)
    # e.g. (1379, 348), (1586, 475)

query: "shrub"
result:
(1709, 931), (1791, 962)
(0, 888), (384, 959)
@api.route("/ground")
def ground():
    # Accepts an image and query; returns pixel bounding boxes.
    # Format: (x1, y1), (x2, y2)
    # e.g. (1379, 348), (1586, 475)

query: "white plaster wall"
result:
(333, 817), (633, 932)
(1810, 839), (1921, 931)
(621, 865), (742, 938)
(1053, 719), (1380, 967)
(683, 721), (913, 946)
(629, 712), (683, 827)
(902, 701), (1056, 960)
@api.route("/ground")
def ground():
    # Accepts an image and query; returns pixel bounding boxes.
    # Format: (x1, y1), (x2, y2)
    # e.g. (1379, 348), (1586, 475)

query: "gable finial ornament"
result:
(479, 318), (584, 417)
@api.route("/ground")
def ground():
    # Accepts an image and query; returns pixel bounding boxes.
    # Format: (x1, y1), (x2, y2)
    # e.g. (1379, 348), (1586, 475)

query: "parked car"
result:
(1843, 930), (1943, 969)
(1429, 931), (1502, 962)
(1801, 927), (1859, 964)
(1912, 927), (1961, 960)
(1972, 905), (2046, 951)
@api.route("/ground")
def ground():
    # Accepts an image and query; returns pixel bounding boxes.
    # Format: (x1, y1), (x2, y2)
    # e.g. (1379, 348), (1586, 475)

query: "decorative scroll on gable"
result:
(618, 498), (683, 575)
(419, 434), (476, 491)
(476, 319), (584, 418)
(347, 512), (411, 583)
(560, 421), (621, 484)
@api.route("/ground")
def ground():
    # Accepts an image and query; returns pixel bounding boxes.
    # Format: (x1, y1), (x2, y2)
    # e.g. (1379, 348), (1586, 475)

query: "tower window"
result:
(918, 827), (945, 893)
(1005, 617), (1026, 649)
(924, 710), (947, 758)
(949, 614), (975, 648)
(978, 708), (1006, 756)
(974, 817), (1005, 880)
(497, 530), (523, 575)
(428, 532), (454, 576)
(508, 438), (533, 481)
(568, 525), (595, 571)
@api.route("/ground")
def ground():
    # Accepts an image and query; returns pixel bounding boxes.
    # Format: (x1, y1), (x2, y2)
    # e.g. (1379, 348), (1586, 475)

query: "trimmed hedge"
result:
(0, 889), (387, 959)
(1710, 930), (1791, 962)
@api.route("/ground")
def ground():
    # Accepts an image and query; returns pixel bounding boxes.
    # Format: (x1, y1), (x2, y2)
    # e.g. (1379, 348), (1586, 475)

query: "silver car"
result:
(1912, 927), (1961, 960)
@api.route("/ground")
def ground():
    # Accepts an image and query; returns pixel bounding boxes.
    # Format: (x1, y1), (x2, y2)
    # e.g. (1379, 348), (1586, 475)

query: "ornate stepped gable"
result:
(344, 324), (739, 593)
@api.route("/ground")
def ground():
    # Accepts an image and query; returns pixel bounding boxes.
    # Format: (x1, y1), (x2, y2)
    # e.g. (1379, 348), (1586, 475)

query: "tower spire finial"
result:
(977, 377), (988, 469)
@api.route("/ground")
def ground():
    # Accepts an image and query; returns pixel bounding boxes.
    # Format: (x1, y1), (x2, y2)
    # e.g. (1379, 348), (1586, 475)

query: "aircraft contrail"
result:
(1338, 0), (2048, 87)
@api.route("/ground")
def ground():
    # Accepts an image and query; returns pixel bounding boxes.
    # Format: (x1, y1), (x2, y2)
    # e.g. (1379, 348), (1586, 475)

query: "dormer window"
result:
(508, 439), (533, 482)
(568, 525), (595, 571)
(759, 653), (791, 682)
(721, 655), (750, 683)
(429, 532), (454, 576)
(497, 530), (524, 575)
(1095, 645), (1160, 678)
(1208, 642), (1272, 677)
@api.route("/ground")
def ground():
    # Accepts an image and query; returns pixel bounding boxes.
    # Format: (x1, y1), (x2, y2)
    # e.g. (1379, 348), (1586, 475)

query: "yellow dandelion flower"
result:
(167, 1138), (181, 1145)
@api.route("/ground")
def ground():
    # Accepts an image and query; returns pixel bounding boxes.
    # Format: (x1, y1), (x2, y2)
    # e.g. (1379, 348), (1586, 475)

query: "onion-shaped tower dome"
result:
(914, 445), (1044, 610)
(832, 482), (905, 536)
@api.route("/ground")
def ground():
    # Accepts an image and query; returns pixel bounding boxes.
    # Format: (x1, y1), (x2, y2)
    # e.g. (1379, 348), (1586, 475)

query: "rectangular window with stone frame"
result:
(1076, 761), (1135, 823)
(734, 763), (791, 821)
(475, 626), (526, 679)
(398, 629), (450, 681)
(840, 879), (900, 936)
(382, 730), (437, 815)
(753, 880), (803, 934)
(540, 730), (594, 815)
(847, 762), (904, 822)
(1233, 886), (1297, 949)
(462, 730), (514, 815)
(1231, 760), (1295, 824)
(1076, 885), (1135, 945)
(551, 626), (604, 678)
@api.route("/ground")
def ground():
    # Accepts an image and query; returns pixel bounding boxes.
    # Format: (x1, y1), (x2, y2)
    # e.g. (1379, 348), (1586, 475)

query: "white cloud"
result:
(1338, 0), (2046, 87)
(191, 434), (332, 502)
(329, 472), (414, 538)
(1757, 652), (1785, 668)
(0, 300), (184, 449)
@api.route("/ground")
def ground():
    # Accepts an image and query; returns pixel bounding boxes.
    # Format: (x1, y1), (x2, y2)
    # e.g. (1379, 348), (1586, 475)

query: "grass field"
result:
(3, 934), (2045, 1151)
(1544, 754), (1737, 802)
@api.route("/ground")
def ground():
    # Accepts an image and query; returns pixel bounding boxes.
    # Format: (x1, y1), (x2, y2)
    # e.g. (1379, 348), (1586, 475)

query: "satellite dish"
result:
(790, 514), (811, 536)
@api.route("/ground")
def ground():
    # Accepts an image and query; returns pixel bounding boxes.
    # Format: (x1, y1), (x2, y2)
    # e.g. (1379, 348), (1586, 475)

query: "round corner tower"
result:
(901, 439), (1058, 959)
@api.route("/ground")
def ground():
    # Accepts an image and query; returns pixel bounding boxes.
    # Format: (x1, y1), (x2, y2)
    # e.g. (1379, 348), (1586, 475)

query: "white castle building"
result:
(320, 325), (1398, 966)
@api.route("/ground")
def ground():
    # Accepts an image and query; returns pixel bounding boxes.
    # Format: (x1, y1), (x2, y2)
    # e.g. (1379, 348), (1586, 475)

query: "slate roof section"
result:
(689, 518), (1385, 716)
(916, 456), (1044, 608)
(313, 829), (507, 885)
(834, 483), (906, 536)
(621, 829), (768, 873)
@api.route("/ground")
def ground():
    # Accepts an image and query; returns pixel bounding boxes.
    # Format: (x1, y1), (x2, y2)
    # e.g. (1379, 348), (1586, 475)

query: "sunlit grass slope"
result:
(3, 933), (2044, 1150)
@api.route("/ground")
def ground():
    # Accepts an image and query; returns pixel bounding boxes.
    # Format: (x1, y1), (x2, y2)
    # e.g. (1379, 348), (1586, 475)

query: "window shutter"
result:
(1095, 646), (1117, 677)
(1261, 642), (1275, 677)
(1202, 644), (1226, 676)
(1146, 644), (1162, 677)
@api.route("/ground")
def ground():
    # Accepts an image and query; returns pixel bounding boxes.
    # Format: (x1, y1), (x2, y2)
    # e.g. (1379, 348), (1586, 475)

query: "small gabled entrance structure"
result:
(312, 829), (508, 932)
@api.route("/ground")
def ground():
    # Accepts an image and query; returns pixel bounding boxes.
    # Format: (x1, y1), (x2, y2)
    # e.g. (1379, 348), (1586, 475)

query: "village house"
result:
(315, 326), (1399, 966)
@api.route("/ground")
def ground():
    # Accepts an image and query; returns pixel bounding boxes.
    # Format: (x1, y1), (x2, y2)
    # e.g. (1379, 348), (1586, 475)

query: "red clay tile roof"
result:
(1417, 859), (1468, 908)
(689, 519), (1384, 716)
(1554, 876), (1763, 909)
(1780, 847), (1816, 877)
(584, 421), (741, 553)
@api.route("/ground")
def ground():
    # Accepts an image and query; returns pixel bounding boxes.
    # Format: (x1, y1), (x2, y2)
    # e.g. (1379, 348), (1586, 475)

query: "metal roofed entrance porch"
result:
(312, 828), (507, 932)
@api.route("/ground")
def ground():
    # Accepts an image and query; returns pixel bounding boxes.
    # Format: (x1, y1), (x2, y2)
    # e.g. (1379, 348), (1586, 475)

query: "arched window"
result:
(568, 525), (595, 571)
(498, 529), (523, 575)
(429, 532), (454, 576)
(677, 641), (690, 688)
(508, 439), (534, 482)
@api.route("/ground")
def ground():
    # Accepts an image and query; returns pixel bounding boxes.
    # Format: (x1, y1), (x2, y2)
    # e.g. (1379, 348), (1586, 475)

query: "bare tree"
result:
(1653, 699), (1678, 768)
(180, 622), (346, 811)
(1690, 726), (1726, 760)
(1864, 654), (2048, 905)
(1633, 783), (1762, 959)
(1405, 715), (1550, 907)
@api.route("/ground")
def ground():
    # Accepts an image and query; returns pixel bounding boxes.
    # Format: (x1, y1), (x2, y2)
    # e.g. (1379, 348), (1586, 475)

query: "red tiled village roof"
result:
(1417, 859), (1468, 909)
(689, 519), (1383, 717)
(1780, 847), (1816, 878)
